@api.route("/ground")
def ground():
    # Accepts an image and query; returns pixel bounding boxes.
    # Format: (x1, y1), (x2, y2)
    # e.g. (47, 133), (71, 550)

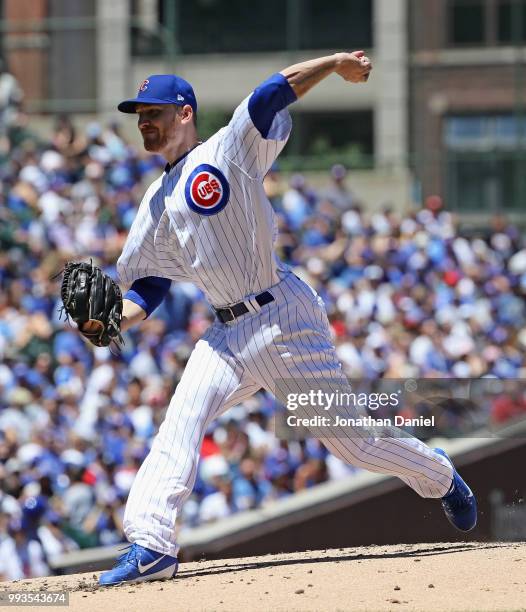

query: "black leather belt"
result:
(214, 291), (274, 323)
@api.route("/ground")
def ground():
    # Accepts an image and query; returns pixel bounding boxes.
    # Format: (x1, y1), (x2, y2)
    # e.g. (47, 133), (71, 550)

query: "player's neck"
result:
(163, 130), (199, 165)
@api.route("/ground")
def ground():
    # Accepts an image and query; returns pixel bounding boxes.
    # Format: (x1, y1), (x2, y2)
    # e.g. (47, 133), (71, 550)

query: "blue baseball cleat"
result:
(99, 543), (178, 586)
(434, 448), (477, 532)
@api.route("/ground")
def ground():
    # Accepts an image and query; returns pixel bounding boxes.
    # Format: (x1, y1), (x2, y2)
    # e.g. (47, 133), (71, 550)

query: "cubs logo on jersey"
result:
(184, 164), (230, 215)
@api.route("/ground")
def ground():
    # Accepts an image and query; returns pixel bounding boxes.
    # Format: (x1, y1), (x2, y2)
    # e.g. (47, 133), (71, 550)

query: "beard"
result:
(141, 130), (168, 152)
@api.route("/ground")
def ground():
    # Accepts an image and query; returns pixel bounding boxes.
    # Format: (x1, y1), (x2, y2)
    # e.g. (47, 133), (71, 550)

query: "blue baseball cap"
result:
(118, 74), (197, 114)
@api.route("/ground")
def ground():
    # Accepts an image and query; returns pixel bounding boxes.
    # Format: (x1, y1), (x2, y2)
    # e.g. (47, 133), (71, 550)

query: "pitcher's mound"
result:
(2, 542), (525, 611)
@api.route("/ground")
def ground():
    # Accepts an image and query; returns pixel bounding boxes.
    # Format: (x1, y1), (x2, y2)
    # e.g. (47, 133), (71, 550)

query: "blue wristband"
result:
(124, 276), (171, 317)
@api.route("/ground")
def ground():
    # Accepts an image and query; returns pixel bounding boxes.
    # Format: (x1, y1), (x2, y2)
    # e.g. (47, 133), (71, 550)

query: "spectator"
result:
(0, 58), (24, 155)
(0, 521), (49, 580)
(323, 163), (354, 211)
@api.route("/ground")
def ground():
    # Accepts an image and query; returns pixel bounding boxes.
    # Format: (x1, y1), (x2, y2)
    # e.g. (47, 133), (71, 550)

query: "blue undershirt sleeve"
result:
(248, 73), (297, 139)
(124, 276), (172, 318)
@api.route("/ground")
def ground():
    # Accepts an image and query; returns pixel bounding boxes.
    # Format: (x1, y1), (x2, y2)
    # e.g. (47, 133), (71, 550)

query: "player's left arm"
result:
(280, 50), (371, 98)
(122, 276), (171, 330)
(223, 51), (371, 178)
(248, 50), (371, 136)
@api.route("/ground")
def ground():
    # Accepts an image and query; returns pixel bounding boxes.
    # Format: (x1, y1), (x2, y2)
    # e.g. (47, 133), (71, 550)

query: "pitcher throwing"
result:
(94, 51), (476, 586)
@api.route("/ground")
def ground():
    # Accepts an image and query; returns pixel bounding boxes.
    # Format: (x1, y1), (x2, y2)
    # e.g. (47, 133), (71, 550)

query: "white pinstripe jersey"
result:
(117, 96), (292, 308)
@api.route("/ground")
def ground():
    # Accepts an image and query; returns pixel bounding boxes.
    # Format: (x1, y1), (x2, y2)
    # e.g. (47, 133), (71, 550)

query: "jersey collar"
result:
(164, 141), (202, 173)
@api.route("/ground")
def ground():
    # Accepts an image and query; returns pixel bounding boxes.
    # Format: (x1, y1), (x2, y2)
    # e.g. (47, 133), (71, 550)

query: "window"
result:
(498, 0), (526, 43)
(131, 28), (166, 57)
(445, 116), (488, 147)
(445, 114), (526, 210)
(448, 0), (486, 45)
(445, 115), (526, 149)
(157, 0), (372, 55)
(276, 110), (373, 170)
(447, 154), (523, 211)
(299, 0), (372, 50)
(162, 0), (287, 54)
(294, 110), (372, 155)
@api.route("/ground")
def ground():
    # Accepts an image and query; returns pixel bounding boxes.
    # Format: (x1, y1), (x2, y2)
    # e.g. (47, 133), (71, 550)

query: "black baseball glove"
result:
(59, 261), (123, 348)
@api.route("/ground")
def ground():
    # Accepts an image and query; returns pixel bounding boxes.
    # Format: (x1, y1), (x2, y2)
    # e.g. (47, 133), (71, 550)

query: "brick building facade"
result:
(409, 0), (526, 212)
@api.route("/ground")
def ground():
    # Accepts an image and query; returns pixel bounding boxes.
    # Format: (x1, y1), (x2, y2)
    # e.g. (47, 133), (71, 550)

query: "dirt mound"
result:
(1, 542), (525, 611)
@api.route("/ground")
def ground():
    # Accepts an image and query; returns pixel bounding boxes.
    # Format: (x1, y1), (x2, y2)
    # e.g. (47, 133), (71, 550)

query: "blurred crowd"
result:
(1, 72), (526, 579)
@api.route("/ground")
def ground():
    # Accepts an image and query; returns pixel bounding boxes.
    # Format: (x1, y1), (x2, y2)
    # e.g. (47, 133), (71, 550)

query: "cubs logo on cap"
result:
(118, 74), (198, 114)
(185, 164), (229, 216)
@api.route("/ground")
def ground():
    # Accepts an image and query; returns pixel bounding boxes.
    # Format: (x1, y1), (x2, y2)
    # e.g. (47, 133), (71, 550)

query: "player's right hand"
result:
(334, 51), (372, 83)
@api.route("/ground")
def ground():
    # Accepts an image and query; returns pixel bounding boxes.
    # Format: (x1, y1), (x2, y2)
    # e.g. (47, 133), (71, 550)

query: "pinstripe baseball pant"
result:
(123, 272), (454, 556)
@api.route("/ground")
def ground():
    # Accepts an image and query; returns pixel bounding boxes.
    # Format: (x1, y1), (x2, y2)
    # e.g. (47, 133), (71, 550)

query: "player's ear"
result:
(178, 104), (194, 125)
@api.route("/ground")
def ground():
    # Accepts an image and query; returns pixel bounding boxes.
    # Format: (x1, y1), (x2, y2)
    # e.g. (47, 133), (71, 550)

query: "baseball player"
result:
(96, 51), (477, 585)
